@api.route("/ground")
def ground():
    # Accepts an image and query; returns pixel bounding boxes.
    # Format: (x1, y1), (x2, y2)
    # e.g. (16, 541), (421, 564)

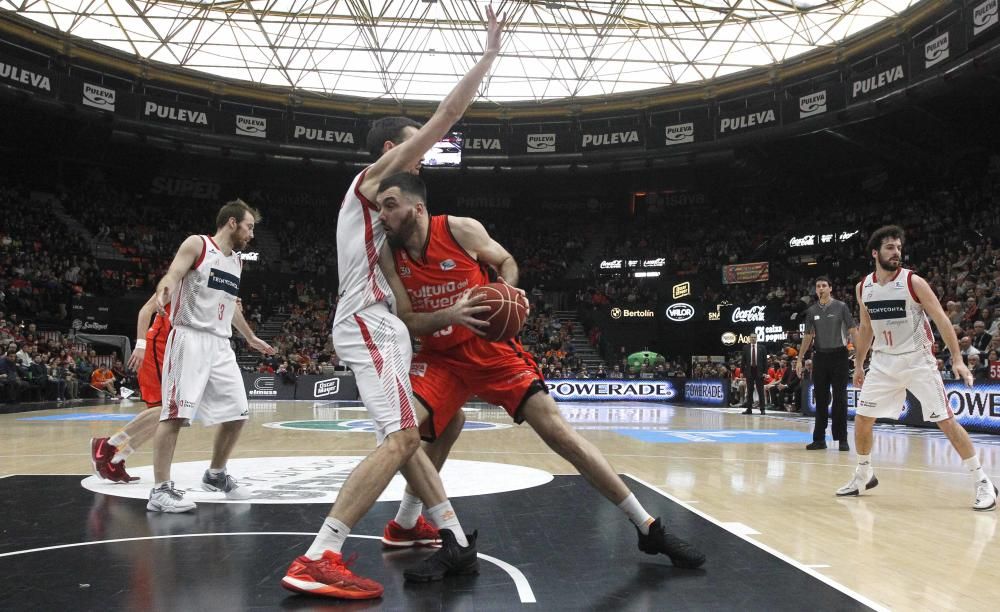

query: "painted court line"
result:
(0, 532), (537, 604)
(625, 473), (888, 612)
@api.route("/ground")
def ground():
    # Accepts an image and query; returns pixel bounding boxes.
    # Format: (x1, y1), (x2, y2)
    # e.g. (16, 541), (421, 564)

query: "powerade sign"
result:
(946, 382), (1000, 433)
(546, 379), (678, 402)
(684, 380), (728, 406)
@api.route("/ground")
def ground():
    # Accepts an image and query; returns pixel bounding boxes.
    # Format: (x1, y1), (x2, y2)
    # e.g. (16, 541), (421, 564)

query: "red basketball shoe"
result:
(381, 515), (441, 548)
(281, 551), (384, 599)
(90, 437), (139, 483)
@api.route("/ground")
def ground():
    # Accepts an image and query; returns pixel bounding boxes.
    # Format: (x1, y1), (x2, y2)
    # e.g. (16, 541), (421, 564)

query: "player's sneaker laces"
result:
(974, 479), (998, 512)
(382, 516), (441, 548)
(403, 529), (479, 582)
(636, 517), (706, 569)
(147, 481), (196, 513)
(281, 551), (384, 600)
(201, 470), (252, 500)
(836, 469), (878, 497)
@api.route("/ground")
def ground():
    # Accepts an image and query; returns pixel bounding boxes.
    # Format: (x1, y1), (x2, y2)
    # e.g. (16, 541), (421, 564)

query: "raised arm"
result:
(155, 235), (204, 314)
(378, 244), (488, 337)
(359, 6), (506, 197)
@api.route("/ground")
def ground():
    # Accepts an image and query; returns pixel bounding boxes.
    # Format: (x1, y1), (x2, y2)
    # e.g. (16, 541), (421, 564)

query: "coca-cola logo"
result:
(731, 306), (766, 323)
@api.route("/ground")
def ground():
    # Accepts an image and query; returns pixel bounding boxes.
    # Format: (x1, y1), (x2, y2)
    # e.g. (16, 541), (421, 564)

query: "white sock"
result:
(426, 501), (468, 547)
(857, 454), (872, 473)
(109, 431), (130, 447)
(394, 492), (424, 529)
(111, 444), (134, 464)
(963, 456), (989, 483)
(617, 493), (655, 535)
(306, 517), (350, 559)
(208, 468), (225, 477)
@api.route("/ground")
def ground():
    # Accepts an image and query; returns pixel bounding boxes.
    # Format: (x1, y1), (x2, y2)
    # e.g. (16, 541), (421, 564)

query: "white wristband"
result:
(135, 339), (147, 350)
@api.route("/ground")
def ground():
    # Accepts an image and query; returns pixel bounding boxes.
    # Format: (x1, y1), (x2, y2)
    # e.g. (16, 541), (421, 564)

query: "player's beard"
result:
(233, 234), (249, 251)
(877, 252), (901, 271)
(386, 209), (417, 249)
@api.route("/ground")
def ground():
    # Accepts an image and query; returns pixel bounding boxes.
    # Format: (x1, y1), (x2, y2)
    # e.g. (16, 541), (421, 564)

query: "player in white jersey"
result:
(147, 199), (276, 513)
(838, 225), (997, 511)
(281, 6), (505, 600)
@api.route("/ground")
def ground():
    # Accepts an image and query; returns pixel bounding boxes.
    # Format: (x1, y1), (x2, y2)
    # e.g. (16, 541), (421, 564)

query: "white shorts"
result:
(161, 326), (249, 426)
(857, 350), (951, 423)
(333, 304), (416, 445)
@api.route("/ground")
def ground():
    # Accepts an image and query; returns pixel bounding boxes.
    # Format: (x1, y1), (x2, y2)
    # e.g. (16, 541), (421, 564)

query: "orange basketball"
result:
(471, 282), (528, 342)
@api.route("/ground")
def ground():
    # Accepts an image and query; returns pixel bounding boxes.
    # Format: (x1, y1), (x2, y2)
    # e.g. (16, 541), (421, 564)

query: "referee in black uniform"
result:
(796, 276), (857, 451)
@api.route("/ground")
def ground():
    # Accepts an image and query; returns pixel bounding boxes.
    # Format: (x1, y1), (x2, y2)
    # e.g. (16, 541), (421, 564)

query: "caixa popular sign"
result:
(545, 379), (678, 401)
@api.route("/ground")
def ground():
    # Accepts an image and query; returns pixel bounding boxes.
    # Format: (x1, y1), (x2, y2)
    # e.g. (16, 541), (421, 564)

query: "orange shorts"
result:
(410, 336), (546, 442)
(138, 328), (169, 407)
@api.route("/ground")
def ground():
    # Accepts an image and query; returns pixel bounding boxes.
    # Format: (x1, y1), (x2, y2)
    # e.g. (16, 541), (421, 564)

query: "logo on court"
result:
(264, 419), (511, 433)
(81, 456), (550, 504)
(313, 378), (340, 398)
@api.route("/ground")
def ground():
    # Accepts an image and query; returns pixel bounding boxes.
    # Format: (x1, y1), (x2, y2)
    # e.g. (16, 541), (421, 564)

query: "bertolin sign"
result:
(719, 108), (776, 134)
(664, 122), (694, 145)
(799, 91), (827, 119)
(546, 379), (678, 401)
(526, 133), (556, 153)
(973, 0), (999, 37)
(924, 33), (950, 68)
(83, 83), (115, 111)
(236, 115), (267, 138)
(851, 65), (904, 100)
(581, 129), (640, 149)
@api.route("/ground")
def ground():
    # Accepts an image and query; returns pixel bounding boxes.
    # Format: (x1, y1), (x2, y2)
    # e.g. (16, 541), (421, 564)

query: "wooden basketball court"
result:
(2, 398), (998, 610)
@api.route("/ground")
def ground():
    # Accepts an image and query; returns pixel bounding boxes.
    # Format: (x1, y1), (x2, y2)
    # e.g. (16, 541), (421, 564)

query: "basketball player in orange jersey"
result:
(837, 225), (996, 510)
(148, 200), (276, 513)
(375, 172), (706, 570)
(91, 294), (268, 483)
(281, 7), (504, 599)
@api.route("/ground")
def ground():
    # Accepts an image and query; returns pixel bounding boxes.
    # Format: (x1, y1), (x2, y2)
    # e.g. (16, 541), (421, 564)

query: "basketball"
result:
(471, 282), (528, 342)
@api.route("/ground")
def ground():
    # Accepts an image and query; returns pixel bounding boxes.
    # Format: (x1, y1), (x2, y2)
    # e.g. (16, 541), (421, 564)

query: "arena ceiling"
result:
(2, 0), (917, 103)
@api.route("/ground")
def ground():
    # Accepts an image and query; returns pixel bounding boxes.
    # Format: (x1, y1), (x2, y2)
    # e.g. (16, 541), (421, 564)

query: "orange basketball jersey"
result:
(392, 215), (490, 351)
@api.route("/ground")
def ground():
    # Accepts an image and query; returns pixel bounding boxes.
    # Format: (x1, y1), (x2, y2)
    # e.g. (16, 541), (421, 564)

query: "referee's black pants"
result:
(812, 348), (849, 443)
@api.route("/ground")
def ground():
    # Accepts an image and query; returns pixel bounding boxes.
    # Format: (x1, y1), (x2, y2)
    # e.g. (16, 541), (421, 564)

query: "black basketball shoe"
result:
(637, 517), (706, 569)
(403, 529), (480, 582)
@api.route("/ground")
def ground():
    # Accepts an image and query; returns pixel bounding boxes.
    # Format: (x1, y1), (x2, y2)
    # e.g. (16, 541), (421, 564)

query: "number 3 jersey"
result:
(392, 215), (490, 351)
(860, 268), (933, 356)
(170, 235), (241, 338)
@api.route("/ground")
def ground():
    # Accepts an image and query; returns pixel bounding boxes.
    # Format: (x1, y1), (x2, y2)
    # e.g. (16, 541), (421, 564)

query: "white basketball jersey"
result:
(860, 268), (933, 356)
(170, 235), (241, 338)
(333, 169), (394, 329)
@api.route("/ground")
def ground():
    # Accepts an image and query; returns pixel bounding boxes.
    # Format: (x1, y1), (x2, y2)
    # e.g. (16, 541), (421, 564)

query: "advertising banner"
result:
(289, 114), (361, 149)
(648, 107), (712, 149)
(783, 73), (846, 124)
(684, 379), (729, 406)
(294, 374), (359, 401)
(716, 103), (780, 138)
(545, 379), (680, 402)
(722, 262), (770, 284)
(141, 97), (215, 130)
(242, 372), (296, 400)
(970, 0), (999, 41)
(847, 61), (907, 103)
(462, 124), (506, 155)
(803, 381), (1000, 435)
(512, 123), (573, 154)
(579, 118), (644, 151)
(71, 296), (146, 337)
(0, 54), (56, 97)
